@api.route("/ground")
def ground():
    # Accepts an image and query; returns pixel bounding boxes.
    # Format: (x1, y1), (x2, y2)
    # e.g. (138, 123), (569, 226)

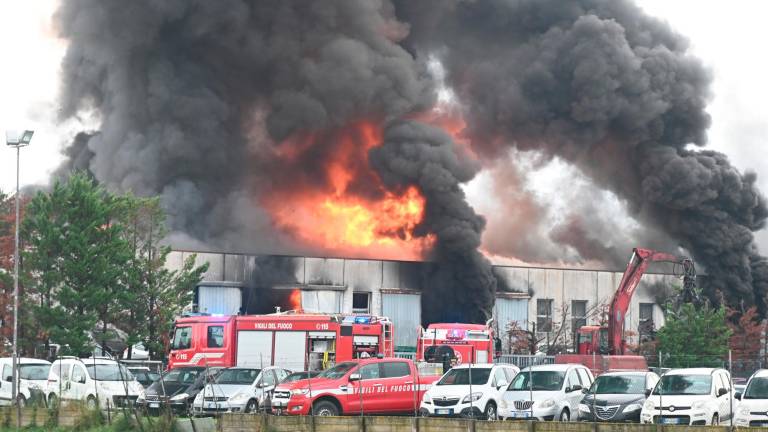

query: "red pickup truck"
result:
(271, 358), (439, 416)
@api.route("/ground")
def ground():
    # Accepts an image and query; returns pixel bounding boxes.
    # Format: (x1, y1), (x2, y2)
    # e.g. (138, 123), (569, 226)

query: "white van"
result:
(420, 363), (519, 419)
(499, 363), (594, 421)
(641, 368), (734, 425)
(46, 357), (144, 409)
(0, 357), (51, 406)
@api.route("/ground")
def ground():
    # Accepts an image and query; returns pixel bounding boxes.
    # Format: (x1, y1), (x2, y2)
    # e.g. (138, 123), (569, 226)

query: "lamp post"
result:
(5, 130), (33, 407)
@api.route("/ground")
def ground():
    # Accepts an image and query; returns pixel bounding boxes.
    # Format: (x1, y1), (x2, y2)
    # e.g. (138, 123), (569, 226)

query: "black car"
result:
(280, 371), (321, 384)
(136, 366), (222, 415)
(579, 371), (659, 422)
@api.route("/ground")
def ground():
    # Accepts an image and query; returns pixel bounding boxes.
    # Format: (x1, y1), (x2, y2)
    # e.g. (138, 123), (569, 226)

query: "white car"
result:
(419, 363), (519, 419)
(499, 363), (594, 421)
(0, 357), (51, 406)
(46, 357), (144, 409)
(192, 366), (289, 415)
(641, 368), (734, 425)
(734, 369), (768, 427)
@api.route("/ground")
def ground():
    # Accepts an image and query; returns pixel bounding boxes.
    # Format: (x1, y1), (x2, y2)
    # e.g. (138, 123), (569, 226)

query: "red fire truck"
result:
(416, 321), (500, 365)
(168, 312), (395, 371)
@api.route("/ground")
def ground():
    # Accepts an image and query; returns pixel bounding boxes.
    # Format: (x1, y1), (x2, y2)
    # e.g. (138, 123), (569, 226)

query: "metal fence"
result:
(394, 352), (555, 368)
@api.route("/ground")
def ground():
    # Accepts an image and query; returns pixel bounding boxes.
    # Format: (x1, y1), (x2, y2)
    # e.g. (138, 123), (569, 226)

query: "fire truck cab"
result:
(168, 312), (394, 371)
(416, 322), (500, 365)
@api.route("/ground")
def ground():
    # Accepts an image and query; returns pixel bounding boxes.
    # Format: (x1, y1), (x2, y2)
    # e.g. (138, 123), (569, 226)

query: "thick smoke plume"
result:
(54, 0), (768, 320)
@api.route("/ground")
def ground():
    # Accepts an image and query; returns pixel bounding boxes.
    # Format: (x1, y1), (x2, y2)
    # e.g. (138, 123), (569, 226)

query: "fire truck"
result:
(168, 312), (395, 371)
(416, 321), (500, 364)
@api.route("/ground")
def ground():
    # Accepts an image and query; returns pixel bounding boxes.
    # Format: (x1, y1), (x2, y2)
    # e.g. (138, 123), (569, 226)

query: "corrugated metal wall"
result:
(197, 286), (242, 315)
(494, 297), (529, 352)
(382, 293), (421, 349)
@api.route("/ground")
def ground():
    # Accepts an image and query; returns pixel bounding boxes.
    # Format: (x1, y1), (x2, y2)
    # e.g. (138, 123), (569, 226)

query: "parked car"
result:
(734, 369), (768, 427)
(191, 366), (289, 415)
(0, 357), (51, 406)
(137, 366), (222, 415)
(579, 371), (659, 422)
(640, 368), (734, 425)
(46, 357), (143, 409)
(499, 363), (594, 421)
(419, 363), (519, 419)
(127, 367), (161, 388)
(280, 371), (321, 384)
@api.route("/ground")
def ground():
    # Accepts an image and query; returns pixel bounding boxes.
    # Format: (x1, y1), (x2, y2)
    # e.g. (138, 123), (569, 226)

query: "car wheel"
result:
(16, 395), (26, 408)
(245, 399), (258, 413)
(86, 396), (98, 410)
(48, 394), (58, 409)
(485, 402), (498, 421)
(712, 414), (719, 425)
(559, 409), (570, 422)
(313, 400), (340, 416)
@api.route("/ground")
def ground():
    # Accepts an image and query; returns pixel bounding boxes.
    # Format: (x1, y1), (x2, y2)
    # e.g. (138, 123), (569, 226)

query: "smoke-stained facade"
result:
(54, 0), (767, 319)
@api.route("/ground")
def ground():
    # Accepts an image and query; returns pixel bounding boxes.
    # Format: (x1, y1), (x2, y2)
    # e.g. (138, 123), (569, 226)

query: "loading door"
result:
(273, 331), (307, 371)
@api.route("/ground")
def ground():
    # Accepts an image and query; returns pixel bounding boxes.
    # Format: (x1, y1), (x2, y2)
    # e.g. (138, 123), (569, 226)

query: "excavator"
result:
(555, 247), (700, 375)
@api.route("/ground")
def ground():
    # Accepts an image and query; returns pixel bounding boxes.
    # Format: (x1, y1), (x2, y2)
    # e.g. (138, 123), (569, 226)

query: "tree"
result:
(0, 191), (14, 351)
(728, 306), (765, 374)
(656, 303), (731, 368)
(23, 173), (131, 356)
(117, 195), (207, 359)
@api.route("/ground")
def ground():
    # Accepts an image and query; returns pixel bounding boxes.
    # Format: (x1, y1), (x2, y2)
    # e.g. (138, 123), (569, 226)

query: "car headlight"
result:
(98, 382), (112, 392)
(738, 406), (750, 416)
(643, 399), (655, 411)
(170, 393), (190, 402)
(691, 401), (706, 410)
(422, 393), (432, 403)
(539, 399), (556, 409)
(291, 388), (310, 396)
(461, 392), (483, 403)
(579, 404), (591, 413)
(499, 399), (507, 409)
(623, 403), (642, 413)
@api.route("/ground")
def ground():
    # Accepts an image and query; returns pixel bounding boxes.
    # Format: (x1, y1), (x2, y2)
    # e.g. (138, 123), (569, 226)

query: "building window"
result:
(571, 300), (587, 331)
(639, 303), (655, 342)
(353, 292), (370, 314)
(536, 299), (553, 332)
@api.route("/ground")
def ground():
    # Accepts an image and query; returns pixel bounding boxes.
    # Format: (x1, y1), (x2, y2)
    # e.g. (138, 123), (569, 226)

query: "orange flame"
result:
(262, 121), (435, 261)
(289, 289), (302, 311)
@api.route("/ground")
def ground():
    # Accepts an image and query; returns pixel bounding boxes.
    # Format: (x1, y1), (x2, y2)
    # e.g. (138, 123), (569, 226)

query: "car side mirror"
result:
(497, 380), (508, 390)
(735, 392), (742, 400)
(718, 388), (728, 397)
(645, 389), (652, 397)
(4, 376), (11, 383)
(581, 387), (589, 394)
(349, 373), (361, 382)
(570, 384), (582, 392)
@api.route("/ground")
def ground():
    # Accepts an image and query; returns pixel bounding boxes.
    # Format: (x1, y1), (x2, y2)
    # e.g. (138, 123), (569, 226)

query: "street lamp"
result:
(5, 129), (33, 407)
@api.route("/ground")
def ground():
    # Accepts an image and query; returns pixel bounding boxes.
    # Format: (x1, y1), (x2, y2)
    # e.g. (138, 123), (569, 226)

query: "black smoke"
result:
(395, 0), (768, 314)
(370, 120), (495, 323)
(54, 0), (768, 320)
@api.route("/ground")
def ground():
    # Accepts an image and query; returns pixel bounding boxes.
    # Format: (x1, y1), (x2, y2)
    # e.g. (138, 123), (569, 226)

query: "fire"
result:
(262, 121), (435, 261)
(289, 289), (302, 311)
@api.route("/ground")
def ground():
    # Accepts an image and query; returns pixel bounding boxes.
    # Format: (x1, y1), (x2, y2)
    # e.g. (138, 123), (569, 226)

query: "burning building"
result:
(54, 0), (768, 324)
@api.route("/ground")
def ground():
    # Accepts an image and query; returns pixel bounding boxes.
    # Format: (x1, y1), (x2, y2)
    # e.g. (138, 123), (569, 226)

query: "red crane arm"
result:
(607, 248), (693, 355)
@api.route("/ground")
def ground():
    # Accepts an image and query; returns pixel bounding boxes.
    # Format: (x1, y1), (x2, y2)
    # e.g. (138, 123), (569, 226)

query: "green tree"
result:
(116, 195), (207, 359)
(23, 173), (131, 356)
(656, 303), (732, 368)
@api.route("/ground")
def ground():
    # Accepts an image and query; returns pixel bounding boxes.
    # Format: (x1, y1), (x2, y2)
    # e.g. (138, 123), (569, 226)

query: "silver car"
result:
(192, 366), (288, 415)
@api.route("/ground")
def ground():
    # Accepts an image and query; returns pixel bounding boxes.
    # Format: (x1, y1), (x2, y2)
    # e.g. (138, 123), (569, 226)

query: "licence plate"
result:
(149, 403), (160, 409)
(661, 418), (685, 425)
(511, 411), (532, 418)
(435, 409), (453, 415)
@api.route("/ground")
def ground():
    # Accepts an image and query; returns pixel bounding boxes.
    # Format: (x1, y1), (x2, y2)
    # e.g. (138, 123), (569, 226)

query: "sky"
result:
(1, 0), (767, 250)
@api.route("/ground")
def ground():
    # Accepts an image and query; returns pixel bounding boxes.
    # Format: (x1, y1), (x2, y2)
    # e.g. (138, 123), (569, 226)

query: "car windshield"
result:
(745, 377), (768, 399)
(508, 371), (565, 391)
(437, 368), (492, 386)
(86, 364), (134, 381)
(590, 375), (646, 394)
(19, 364), (50, 380)
(653, 375), (711, 395)
(161, 368), (202, 385)
(317, 362), (357, 379)
(215, 368), (260, 385)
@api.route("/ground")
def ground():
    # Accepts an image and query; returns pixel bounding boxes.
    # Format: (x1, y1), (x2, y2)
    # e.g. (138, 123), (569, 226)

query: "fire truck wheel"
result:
(314, 400), (340, 416)
(245, 399), (258, 413)
(484, 402), (497, 420)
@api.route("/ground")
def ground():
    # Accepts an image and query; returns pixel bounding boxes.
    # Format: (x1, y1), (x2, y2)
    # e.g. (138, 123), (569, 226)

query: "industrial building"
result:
(166, 251), (679, 353)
